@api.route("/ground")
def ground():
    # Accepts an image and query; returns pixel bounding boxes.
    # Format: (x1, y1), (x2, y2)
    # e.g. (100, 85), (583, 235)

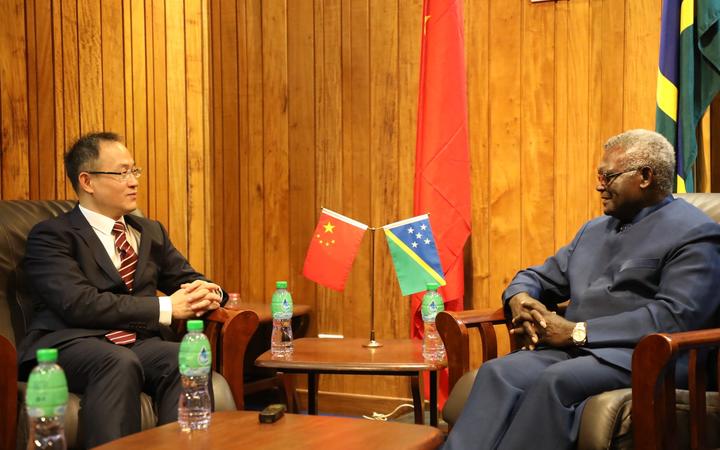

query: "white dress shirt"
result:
(79, 205), (172, 325)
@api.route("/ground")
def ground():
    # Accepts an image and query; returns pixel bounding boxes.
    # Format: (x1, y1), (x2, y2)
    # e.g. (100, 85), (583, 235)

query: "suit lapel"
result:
(68, 207), (126, 289)
(125, 214), (150, 287)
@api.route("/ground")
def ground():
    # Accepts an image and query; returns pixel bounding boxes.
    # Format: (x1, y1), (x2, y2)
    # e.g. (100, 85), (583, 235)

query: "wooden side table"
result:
(255, 337), (446, 426)
(226, 301), (311, 411)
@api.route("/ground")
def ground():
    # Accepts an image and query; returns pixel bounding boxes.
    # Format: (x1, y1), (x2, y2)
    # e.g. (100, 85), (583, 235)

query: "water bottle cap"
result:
(36, 348), (58, 363)
(276, 280), (288, 289)
(426, 282), (440, 291)
(187, 320), (204, 332)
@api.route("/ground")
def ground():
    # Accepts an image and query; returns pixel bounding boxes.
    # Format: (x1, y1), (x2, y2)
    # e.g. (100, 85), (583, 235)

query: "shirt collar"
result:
(616, 195), (674, 232)
(629, 195), (674, 224)
(79, 204), (126, 236)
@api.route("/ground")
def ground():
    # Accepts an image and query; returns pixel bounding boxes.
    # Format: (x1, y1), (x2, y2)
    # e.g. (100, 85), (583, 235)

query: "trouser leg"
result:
(443, 349), (572, 450)
(58, 337), (144, 449)
(496, 354), (631, 450)
(131, 337), (183, 425)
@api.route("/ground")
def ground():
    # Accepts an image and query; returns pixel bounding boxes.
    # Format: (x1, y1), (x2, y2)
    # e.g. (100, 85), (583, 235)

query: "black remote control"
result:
(258, 404), (286, 424)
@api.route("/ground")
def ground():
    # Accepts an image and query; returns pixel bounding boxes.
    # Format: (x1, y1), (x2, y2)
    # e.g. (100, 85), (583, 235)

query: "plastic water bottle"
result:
(26, 348), (68, 450)
(271, 281), (293, 357)
(178, 320), (212, 432)
(421, 282), (446, 361)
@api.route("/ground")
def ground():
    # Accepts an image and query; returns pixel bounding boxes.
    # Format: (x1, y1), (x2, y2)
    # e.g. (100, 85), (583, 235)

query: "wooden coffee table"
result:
(255, 338), (446, 426)
(92, 411), (443, 450)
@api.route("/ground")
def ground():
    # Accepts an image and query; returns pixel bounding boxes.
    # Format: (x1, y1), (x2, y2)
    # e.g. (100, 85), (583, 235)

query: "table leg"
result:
(410, 374), (425, 424)
(307, 372), (318, 415)
(278, 372), (297, 413)
(429, 371), (438, 427)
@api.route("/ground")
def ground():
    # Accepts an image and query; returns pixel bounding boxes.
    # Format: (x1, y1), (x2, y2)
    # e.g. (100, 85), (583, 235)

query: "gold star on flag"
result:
(323, 221), (335, 233)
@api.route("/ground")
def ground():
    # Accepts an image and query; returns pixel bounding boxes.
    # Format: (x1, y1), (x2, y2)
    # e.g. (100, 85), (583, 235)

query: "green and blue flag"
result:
(656, 0), (720, 192)
(383, 214), (446, 296)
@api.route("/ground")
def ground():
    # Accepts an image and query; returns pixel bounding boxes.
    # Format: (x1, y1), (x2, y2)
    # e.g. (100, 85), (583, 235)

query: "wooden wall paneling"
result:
(395, 0), (422, 399)
(150, 1), (170, 234)
(313, 0), (344, 396)
(209, 0), (223, 286)
(130, 0), (149, 215)
(122, 0), (134, 159)
(520, 1), (555, 268)
(35, 0), (57, 199)
(202, 0), (213, 276)
(398, 3), (421, 223)
(369, 0), (402, 398)
(217, 0), (240, 290)
(466, 0), (493, 365)
(554, 1), (569, 250)
(595, 0), (625, 212)
(235, 0), (250, 297)
(584, 0), (602, 219)
(0, 0), (29, 199)
(186, 0), (207, 273)
(488, 0), (522, 305)
(345, 0), (372, 344)
(26, 0), (39, 199)
(78, 0), (103, 133)
(262, 0), (290, 297)
(165, 1), (189, 254)
(623, 0), (661, 131)
(246, 0), (266, 303)
(52, 0), (67, 198)
(287, 0), (317, 327)
(101, 0), (126, 139)
(567, 0), (592, 233)
(314, 0), (344, 338)
(144, 1), (157, 218)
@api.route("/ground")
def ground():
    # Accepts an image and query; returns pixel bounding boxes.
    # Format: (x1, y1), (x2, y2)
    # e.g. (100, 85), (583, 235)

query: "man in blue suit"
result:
(444, 129), (720, 450)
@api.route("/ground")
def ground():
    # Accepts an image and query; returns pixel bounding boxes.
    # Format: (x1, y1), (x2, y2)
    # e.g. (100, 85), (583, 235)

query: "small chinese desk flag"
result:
(302, 208), (368, 291)
(383, 214), (446, 296)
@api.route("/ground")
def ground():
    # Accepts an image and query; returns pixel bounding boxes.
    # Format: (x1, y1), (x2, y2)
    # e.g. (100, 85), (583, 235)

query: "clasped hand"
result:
(508, 293), (575, 350)
(170, 280), (223, 319)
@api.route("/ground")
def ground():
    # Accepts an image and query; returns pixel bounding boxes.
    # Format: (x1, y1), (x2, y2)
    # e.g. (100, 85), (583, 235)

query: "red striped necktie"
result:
(105, 221), (139, 345)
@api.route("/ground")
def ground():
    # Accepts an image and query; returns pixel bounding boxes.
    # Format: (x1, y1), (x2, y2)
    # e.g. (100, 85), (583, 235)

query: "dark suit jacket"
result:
(18, 206), (215, 376)
(503, 197), (720, 371)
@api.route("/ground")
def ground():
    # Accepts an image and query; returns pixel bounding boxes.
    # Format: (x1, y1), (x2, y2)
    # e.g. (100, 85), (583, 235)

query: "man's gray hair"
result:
(603, 129), (676, 194)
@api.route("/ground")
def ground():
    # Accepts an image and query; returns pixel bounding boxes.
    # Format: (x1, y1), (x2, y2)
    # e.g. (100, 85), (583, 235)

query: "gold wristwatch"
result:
(571, 322), (587, 346)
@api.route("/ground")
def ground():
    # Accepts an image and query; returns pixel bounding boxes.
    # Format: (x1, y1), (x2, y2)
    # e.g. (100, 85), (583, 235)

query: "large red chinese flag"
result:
(303, 209), (368, 292)
(413, 0), (471, 404)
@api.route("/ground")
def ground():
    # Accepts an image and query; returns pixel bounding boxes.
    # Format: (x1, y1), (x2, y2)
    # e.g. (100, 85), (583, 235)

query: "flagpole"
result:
(363, 228), (382, 348)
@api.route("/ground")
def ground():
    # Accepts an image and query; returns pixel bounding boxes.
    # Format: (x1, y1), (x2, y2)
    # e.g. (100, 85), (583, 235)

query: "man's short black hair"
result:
(64, 132), (122, 193)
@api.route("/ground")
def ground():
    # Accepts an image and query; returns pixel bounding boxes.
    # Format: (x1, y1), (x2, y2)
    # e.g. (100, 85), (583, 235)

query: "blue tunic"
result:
(444, 197), (720, 450)
(503, 196), (720, 370)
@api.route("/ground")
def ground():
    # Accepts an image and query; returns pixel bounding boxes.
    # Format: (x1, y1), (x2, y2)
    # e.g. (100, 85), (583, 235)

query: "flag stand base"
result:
(363, 230), (382, 348)
(362, 330), (383, 348)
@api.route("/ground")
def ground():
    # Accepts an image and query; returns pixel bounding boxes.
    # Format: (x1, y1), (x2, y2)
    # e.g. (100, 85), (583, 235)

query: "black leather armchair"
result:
(438, 193), (720, 450)
(0, 200), (260, 450)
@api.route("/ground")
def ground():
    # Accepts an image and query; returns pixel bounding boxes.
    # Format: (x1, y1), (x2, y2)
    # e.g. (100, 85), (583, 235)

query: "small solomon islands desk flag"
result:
(302, 208), (368, 291)
(383, 214), (446, 295)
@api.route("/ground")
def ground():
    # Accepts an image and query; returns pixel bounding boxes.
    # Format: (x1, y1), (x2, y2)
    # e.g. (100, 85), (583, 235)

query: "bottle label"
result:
(421, 293), (445, 322)
(25, 366), (69, 417)
(179, 335), (212, 376)
(271, 289), (293, 319)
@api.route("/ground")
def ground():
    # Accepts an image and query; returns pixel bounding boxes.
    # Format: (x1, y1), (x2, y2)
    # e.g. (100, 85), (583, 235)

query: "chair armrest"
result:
(0, 335), (17, 450)
(204, 308), (260, 410)
(436, 308), (507, 392)
(632, 328), (720, 450)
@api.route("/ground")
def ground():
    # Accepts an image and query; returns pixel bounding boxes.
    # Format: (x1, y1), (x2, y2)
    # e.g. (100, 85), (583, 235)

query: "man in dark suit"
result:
(18, 132), (224, 448)
(443, 129), (720, 450)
